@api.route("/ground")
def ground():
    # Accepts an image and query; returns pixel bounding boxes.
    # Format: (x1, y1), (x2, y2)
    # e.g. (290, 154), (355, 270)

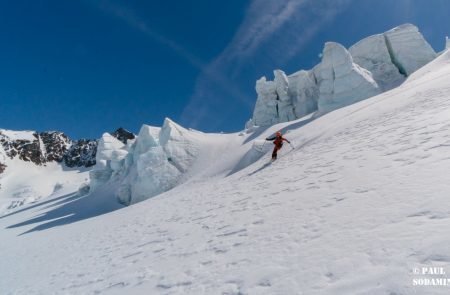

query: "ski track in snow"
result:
(2, 52), (450, 294)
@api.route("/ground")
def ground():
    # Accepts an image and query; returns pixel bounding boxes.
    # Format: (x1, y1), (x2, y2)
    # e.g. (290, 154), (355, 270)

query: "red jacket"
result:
(267, 135), (290, 148)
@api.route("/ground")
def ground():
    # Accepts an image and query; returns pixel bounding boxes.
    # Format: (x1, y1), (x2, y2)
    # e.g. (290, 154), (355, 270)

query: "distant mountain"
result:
(0, 130), (97, 170)
(0, 128), (135, 173)
(0, 127), (135, 211)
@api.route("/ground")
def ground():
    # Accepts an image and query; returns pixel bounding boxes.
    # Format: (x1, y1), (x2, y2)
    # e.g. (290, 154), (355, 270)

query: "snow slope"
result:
(0, 145), (90, 213)
(0, 159), (90, 213)
(2, 50), (450, 294)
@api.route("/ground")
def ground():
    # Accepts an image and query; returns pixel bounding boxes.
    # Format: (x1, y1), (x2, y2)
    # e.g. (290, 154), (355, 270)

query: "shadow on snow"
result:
(5, 188), (124, 236)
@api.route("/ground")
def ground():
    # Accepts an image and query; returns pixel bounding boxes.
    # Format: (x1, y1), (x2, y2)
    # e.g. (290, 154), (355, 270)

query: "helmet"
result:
(276, 131), (282, 136)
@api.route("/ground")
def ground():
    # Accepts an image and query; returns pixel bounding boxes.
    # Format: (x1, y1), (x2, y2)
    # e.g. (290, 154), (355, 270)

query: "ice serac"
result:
(273, 70), (296, 123)
(89, 118), (200, 205)
(384, 24), (437, 76)
(127, 119), (199, 204)
(248, 24), (439, 128)
(252, 77), (279, 126)
(89, 133), (128, 190)
(288, 70), (319, 118)
(349, 34), (405, 91)
(251, 70), (317, 127)
(314, 42), (381, 114)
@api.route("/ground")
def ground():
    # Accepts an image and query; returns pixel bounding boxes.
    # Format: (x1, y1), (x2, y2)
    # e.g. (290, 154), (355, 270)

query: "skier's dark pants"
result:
(272, 143), (283, 159)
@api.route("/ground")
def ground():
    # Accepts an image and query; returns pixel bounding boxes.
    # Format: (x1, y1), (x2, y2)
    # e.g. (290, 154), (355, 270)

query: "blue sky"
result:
(0, 0), (449, 139)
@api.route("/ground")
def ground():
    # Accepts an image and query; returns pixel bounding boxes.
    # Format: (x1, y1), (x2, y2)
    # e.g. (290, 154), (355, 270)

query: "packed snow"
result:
(1, 47), (450, 294)
(0, 158), (90, 213)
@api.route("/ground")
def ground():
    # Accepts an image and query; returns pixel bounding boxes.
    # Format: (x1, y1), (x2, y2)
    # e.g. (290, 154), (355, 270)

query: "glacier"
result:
(90, 118), (201, 205)
(313, 42), (381, 114)
(58, 26), (443, 207)
(349, 33), (406, 91)
(2, 48), (450, 294)
(0, 23), (443, 211)
(1, 18), (450, 294)
(251, 24), (437, 127)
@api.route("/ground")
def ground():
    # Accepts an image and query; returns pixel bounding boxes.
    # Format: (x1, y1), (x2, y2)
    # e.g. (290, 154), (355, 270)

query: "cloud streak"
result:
(225, 0), (306, 60)
(93, 0), (205, 70)
(91, 0), (249, 118)
(180, 0), (353, 130)
(91, 0), (352, 131)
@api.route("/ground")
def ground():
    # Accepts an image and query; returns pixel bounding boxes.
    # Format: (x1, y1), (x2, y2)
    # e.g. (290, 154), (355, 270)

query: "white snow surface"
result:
(2, 50), (450, 294)
(0, 158), (90, 213)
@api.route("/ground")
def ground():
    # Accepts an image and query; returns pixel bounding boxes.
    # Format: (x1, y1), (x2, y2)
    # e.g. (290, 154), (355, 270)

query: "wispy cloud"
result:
(180, 0), (353, 130)
(91, 0), (352, 131)
(91, 0), (248, 117)
(224, 0), (306, 60)
(93, 0), (205, 70)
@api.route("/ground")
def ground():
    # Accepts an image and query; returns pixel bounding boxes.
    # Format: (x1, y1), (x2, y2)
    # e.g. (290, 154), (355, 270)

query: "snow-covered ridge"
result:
(250, 23), (438, 127)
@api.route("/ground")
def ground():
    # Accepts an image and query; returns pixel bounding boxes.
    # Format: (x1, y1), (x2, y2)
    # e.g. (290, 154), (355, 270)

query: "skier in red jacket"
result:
(266, 131), (291, 160)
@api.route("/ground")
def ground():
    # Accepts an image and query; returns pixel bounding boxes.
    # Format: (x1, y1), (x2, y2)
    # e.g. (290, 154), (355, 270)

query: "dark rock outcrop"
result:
(111, 127), (135, 144)
(1, 133), (45, 164)
(40, 131), (71, 162)
(0, 162), (6, 174)
(0, 130), (97, 169)
(63, 139), (97, 168)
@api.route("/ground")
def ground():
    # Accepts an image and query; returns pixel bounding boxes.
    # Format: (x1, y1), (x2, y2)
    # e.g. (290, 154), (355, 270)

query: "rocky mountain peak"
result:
(0, 129), (97, 173)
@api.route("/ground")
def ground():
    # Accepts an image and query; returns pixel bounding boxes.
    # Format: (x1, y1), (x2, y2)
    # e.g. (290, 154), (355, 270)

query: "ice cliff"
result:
(315, 42), (381, 114)
(251, 24), (437, 126)
(89, 118), (200, 205)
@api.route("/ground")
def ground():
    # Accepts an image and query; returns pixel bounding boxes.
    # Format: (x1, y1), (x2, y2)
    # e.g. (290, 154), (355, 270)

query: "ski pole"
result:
(261, 140), (266, 152)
